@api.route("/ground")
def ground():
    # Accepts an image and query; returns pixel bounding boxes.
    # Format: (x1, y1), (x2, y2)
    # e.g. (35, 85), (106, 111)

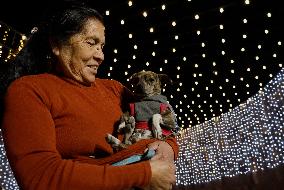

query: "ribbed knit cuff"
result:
(121, 160), (152, 188)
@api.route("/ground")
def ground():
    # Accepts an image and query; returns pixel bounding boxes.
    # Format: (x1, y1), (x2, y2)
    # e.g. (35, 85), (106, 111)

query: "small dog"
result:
(106, 70), (179, 152)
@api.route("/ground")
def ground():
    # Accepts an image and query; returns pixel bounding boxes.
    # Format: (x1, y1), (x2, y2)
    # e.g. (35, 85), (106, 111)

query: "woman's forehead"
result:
(81, 18), (105, 34)
(70, 19), (105, 42)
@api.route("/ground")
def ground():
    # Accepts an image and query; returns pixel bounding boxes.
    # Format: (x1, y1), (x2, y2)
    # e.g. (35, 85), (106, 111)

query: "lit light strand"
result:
(175, 68), (284, 185)
(1, 68), (283, 188)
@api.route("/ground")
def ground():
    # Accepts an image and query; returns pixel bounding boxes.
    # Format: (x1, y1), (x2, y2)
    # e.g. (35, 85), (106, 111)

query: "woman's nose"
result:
(94, 46), (104, 61)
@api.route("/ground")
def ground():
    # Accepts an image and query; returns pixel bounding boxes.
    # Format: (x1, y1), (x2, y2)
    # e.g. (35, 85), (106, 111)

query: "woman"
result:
(1, 2), (178, 190)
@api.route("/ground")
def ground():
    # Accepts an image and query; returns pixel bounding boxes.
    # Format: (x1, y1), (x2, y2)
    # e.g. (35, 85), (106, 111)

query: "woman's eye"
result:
(87, 41), (95, 46)
(86, 40), (104, 49)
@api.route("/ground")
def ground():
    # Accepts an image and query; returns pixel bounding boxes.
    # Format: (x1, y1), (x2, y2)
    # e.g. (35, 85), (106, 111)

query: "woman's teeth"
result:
(88, 65), (97, 69)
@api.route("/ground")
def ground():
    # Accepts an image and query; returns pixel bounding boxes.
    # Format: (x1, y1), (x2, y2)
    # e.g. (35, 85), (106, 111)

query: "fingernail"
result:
(144, 148), (149, 153)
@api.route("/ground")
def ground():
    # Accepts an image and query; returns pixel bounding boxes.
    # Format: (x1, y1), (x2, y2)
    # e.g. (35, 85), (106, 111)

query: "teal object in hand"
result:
(112, 149), (156, 166)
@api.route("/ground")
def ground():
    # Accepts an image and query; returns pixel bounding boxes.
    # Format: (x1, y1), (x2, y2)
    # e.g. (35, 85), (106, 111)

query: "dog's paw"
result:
(105, 133), (112, 143)
(128, 116), (135, 124)
(117, 121), (126, 133)
(106, 134), (121, 145)
(152, 129), (163, 139)
(152, 114), (163, 139)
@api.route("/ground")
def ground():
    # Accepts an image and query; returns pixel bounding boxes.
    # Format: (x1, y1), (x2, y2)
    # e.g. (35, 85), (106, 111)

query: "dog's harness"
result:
(111, 95), (180, 166)
(129, 95), (174, 136)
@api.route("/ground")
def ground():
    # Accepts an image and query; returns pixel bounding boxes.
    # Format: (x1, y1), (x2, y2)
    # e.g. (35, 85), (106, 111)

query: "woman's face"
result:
(52, 18), (105, 86)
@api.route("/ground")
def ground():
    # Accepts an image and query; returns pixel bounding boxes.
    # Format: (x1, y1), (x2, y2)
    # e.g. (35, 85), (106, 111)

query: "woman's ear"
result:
(52, 47), (60, 56)
(49, 38), (60, 56)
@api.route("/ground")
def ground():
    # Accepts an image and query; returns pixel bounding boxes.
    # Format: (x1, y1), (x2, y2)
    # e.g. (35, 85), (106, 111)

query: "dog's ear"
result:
(158, 74), (173, 86)
(128, 72), (139, 85)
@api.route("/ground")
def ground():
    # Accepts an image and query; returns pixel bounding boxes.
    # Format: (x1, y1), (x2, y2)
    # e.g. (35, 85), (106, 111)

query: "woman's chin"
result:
(83, 74), (96, 85)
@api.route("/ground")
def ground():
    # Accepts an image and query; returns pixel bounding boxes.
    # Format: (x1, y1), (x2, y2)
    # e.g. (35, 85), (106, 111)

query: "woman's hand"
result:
(147, 141), (175, 162)
(142, 141), (176, 190)
(144, 158), (176, 190)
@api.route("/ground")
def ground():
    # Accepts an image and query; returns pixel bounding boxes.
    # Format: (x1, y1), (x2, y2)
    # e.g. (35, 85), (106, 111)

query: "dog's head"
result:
(128, 71), (172, 98)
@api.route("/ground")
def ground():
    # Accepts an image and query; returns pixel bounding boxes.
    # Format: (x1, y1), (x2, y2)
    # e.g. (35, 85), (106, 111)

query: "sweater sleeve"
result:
(1, 80), (151, 190)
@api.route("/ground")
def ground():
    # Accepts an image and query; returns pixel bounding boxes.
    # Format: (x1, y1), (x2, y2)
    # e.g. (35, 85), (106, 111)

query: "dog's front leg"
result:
(106, 134), (121, 146)
(105, 134), (127, 151)
(152, 113), (163, 139)
(124, 116), (135, 144)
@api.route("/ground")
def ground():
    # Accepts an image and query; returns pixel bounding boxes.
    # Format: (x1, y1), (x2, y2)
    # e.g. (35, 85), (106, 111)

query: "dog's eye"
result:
(145, 76), (155, 82)
(149, 78), (155, 82)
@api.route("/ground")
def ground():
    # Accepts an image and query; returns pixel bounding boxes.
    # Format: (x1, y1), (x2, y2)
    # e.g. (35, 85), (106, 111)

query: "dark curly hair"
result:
(0, 1), (104, 97)
(0, 2), (104, 124)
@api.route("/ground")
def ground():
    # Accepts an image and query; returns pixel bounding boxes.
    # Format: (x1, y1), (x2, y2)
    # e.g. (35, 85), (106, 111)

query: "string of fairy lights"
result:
(0, 131), (19, 189)
(0, 21), (26, 63)
(0, 0), (283, 189)
(175, 67), (284, 185)
(0, 68), (283, 189)
(1, 0), (283, 128)
(96, 0), (283, 128)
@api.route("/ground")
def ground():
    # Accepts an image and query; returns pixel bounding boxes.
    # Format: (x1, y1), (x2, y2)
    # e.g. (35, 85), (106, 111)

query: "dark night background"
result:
(1, 0), (283, 129)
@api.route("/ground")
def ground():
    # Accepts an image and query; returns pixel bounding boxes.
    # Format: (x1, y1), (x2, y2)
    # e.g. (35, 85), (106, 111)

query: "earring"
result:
(31, 27), (38, 34)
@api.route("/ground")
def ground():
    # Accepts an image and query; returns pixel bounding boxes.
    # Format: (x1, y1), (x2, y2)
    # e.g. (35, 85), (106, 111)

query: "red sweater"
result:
(2, 73), (178, 190)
